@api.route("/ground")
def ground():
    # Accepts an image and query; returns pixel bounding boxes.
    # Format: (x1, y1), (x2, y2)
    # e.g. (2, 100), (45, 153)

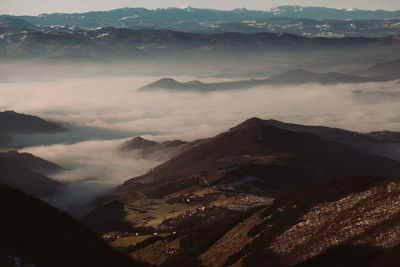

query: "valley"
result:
(1, 3), (400, 267)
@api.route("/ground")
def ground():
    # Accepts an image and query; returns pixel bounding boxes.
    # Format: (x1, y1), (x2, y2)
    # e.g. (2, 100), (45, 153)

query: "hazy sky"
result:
(1, 0), (400, 15)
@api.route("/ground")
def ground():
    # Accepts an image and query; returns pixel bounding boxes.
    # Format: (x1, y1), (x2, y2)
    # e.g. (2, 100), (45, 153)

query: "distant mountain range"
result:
(2, 6), (400, 37)
(1, 17), (400, 62)
(356, 57), (400, 79)
(140, 59), (400, 92)
(139, 70), (371, 91)
(211, 17), (400, 38)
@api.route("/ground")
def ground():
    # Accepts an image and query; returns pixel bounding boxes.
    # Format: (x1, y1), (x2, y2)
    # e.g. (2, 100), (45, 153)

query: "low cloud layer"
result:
(22, 139), (161, 216)
(1, 74), (399, 139)
(2, 66), (400, 215)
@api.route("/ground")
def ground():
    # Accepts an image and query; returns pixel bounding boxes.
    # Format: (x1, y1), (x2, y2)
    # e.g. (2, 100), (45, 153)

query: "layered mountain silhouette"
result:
(0, 150), (62, 175)
(0, 111), (65, 148)
(84, 118), (400, 234)
(121, 136), (200, 160)
(0, 111), (64, 135)
(1, 18), (400, 61)
(214, 17), (400, 38)
(0, 150), (62, 197)
(5, 6), (400, 34)
(141, 56), (400, 92)
(140, 70), (378, 92)
(357, 58), (400, 80)
(0, 183), (144, 267)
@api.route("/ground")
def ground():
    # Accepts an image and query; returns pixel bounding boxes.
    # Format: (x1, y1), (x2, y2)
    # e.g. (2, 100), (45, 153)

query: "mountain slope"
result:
(121, 118), (400, 193)
(0, 183), (145, 267)
(0, 111), (65, 149)
(256, 119), (400, 161)
(121, 136), (194, 160)
(0, 150), (63, 197)
(220, 177), (400, 267)
(0, 150), (62, 175)
(84, 118), (400, 233)
(0, 110), (65, 135)
(121, 177), (400, 267)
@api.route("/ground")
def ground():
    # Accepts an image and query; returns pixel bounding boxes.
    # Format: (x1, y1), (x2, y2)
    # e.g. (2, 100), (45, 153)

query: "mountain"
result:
(146, 177), (400, 267)
(258, 119), (400, 161)
(140, 70), (379, 92)
(0, 151), (62, 197)
(0, 183), (145, 267)
(7, 6), (400, 32)
(121, 136), (198, 161)
(0, 110), (65, 135)
(266, 69), (376, 84)
(0, 16), (37, 31)
(0, 111), (65, 149)
(83, 118), (400, 234)
(357, 58), (400, 79)
(269, 6), (400, 20)
(0, 134), (12, 148)
(123, 121), (400, 163)
(367, 131), (400, 143)
(1, 20), (400, 61)
(0, 150), (62, 175)
(210, 177), (400, 267)
(214, 18), (400, 38)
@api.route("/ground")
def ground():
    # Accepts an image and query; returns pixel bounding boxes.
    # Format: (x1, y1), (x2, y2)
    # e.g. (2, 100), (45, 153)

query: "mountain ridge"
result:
(139, 68), (390, 92)
(0, 183), (145, 267)
(8, 6), (400, 28)
(0, 150), (63, 197)
(2, 20), (400, 61)
(83, 118), (400, 234)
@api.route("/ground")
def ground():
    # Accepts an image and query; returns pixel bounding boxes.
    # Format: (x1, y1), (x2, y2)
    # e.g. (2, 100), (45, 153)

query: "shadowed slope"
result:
(0, 183), (145, 267)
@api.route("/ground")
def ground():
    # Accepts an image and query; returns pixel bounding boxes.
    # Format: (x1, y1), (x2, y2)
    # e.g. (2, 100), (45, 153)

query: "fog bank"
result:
(3, 71), (399, 215)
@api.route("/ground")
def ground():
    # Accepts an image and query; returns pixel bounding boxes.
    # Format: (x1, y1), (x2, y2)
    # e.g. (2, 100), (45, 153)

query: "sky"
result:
(1, 0), (400, 15)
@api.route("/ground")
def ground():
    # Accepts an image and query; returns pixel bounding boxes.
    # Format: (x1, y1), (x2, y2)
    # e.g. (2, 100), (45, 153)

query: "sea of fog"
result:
(1, 72), (399, 215)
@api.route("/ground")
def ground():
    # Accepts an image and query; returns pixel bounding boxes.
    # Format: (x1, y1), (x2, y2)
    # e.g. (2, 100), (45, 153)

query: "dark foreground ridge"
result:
(0, 183), (145, 267)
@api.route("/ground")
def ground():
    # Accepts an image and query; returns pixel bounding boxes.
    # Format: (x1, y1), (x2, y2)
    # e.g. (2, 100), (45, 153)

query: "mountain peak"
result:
(122, 136), (160, 151)
(229, 117), (265, 131)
